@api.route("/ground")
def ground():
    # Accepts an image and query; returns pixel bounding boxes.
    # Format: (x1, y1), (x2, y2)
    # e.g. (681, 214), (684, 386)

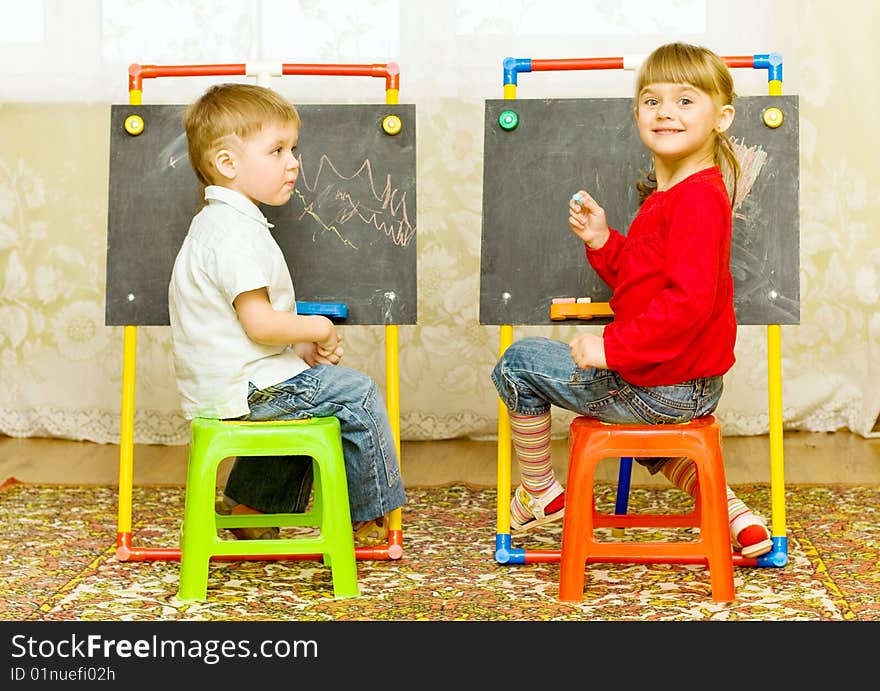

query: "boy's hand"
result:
(316, 324), (341, 355)
(569, 332), (607, 370)
(569, 190), (610, 250)
(296, 333), (344, 366)
(316, 333), (344, 365)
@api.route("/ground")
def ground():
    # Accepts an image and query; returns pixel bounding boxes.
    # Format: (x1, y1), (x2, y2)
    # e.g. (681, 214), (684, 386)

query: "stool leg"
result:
(177, 449), (217, 601)
(559, 442), (596, 602)
(700, 471), (736, 602)
(697, 459), (735, 603)
(177, 501), (213, 600)
(612, 456), (633, 537)
(313, 455), (359, 599)
(329, 550), (358, 598)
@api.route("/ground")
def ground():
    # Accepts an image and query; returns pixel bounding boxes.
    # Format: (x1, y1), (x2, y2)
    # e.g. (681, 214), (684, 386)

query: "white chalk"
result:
(572, 193), (583, 205)
(576, 297), (592, 303)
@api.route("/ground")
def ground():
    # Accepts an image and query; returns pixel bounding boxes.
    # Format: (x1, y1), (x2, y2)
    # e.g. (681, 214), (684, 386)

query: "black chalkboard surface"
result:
(479, 96), (799, 326)
(106, 104), (417, 326)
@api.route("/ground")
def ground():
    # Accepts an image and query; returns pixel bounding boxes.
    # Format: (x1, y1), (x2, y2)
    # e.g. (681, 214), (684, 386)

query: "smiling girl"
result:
(491, 42), (771, 558)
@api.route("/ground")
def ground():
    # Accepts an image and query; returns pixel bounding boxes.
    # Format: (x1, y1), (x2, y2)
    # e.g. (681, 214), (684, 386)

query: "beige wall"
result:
(0, 1), (878, 444)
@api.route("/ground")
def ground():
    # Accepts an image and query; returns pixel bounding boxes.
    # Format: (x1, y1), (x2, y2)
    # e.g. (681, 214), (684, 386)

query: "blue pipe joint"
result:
(756, 536), (789, 567)
(503, 57), (532, 86)
(753, 52), (783, 82)
(495, 533), (526, 564)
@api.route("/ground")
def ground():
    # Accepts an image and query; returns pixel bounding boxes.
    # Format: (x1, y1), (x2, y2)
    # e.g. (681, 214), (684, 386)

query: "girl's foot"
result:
(731, 513), (773, 558)
(510, 480), (565, 534)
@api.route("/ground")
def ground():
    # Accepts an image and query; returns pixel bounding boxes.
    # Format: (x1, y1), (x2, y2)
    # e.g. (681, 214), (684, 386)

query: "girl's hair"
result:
(183, 83), (301, 187)
(634, 42), (740, 206)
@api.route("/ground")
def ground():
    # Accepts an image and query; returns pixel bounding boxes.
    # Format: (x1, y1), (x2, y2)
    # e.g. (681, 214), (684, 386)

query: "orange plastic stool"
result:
(559, 415), (735, 603)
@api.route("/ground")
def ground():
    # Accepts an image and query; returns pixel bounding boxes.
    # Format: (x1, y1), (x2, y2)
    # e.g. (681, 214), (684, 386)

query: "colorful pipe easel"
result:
(115, 61), (404, 563)
(494, 53), (788, 569)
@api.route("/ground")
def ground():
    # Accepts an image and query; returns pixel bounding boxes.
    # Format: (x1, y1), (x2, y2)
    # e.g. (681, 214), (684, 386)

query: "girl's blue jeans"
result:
(223, 365), (406, 522)
(491, 337), (724, 474)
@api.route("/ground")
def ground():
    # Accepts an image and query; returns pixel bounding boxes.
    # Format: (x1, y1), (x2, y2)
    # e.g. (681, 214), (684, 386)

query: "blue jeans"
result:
(491, 337), (723, 473)
(223, 365), (406, 522)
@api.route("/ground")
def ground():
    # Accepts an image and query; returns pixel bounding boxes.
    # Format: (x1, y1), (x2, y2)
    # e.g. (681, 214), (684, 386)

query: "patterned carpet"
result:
(1, 478), (878, 621)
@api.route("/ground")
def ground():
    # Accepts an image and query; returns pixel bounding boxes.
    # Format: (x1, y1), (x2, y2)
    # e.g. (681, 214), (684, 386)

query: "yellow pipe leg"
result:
(767, 324), (786, 538)
(385, 324), (403, 532)
(117, 87), (142, 540)
(496, 81), (517, 534)
(117, 325), (137, 534)
(765, 77), (785, 544)
(496, 325), (514, 534)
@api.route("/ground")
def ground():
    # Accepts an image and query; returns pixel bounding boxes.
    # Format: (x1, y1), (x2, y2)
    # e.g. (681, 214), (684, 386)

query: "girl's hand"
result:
(569, 332), (607, 370)
(569, 190), (610, 250)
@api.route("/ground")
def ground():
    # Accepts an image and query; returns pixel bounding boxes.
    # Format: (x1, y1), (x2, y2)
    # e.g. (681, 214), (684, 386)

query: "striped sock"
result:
(660, 456), (698, 496)
(661, 457), (768, 548)
(509, 411), (557, 524)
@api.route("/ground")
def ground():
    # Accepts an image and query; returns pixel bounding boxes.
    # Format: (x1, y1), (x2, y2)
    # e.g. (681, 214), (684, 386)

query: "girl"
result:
(490, 42), (772, 558)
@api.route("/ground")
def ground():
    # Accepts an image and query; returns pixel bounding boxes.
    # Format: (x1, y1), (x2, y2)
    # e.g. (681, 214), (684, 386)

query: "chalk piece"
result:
(572, 193), (583, 205)
(576, 297), (592, 303)
(551, 297), (576, 304)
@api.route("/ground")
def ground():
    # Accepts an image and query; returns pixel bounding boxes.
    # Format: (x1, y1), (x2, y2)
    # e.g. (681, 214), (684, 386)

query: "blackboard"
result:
(106, 104), (417, 326)
(479, 96), (799, 326)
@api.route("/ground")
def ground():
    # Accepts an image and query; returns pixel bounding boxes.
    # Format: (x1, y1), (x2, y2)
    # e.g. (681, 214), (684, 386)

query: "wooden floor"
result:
(2, 430), (879, 488)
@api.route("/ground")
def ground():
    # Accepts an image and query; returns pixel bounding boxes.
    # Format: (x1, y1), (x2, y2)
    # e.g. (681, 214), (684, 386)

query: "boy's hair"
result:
(183, 83), (301, 186)
(634, 42), (741, 206)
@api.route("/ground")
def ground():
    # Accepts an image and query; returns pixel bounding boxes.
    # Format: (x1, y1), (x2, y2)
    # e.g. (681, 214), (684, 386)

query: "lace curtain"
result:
(1, 0), (877, 444)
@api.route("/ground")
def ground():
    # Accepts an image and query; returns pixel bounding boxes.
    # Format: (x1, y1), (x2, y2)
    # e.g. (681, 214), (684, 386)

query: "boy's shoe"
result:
(510, 480), (565, 534)
(215, 496), (280, 541)
(730, 513), (773, 558)
(352, 515), (388, 546)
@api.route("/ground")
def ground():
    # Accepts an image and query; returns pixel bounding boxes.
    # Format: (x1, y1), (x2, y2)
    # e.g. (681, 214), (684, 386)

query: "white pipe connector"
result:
(622, 54), (646, 72)
(246, 61), (284, 88)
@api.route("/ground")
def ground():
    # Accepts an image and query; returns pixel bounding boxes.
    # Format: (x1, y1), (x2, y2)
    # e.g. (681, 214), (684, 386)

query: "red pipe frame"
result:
(119, 60), (402, 563)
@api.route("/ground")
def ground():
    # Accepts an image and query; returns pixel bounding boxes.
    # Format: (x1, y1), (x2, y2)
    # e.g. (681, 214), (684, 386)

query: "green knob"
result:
(498, 109), (519, 131)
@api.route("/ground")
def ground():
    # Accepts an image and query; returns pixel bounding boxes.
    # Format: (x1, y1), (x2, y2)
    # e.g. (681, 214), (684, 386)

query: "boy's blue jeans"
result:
(491, 337), (723, 474)
(223, 365), (406, 522)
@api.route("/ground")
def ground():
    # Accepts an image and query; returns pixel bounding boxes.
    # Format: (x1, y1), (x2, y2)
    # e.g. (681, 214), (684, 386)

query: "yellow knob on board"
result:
(762, 107), (784, 129)
(124, 114), (144, 136)
(382, 114), (402, 135)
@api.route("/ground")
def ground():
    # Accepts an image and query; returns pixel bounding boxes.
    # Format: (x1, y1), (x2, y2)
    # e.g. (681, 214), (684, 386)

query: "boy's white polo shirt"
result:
(168, 185), (309, 420)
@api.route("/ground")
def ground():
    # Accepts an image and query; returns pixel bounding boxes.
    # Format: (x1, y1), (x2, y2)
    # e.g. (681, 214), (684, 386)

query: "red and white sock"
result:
(509, 411), (562, 523)
(661, 457), (770, 553)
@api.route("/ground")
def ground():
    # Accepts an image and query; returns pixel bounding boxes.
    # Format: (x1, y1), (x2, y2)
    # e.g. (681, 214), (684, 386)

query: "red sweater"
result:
(586, 167), (736, 386)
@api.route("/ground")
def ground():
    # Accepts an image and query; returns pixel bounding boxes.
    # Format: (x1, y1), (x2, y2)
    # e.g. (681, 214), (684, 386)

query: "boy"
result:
(169, 83), (405, 544)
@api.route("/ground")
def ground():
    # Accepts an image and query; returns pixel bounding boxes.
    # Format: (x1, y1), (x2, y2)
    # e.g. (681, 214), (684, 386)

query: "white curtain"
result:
(1, 0), (878, 444)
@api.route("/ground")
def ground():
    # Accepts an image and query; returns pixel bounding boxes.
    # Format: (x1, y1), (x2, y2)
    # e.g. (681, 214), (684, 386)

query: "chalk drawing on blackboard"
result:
(382, 291), (397, 324)
(156, 133), (189, 173)
(293, 154), (416, 249)
(293, 188), (359, 249)
(730, 137), (769, 220)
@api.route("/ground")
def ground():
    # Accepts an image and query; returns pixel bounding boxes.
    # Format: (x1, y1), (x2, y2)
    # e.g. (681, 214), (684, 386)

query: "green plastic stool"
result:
(176, 416), (359, 601)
